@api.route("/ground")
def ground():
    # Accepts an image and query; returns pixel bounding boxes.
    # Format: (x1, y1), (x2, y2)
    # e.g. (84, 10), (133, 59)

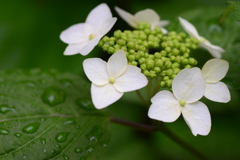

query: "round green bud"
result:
(108, 47), (115, 54)
(154, 67), (161, 73)
(165, 47), (171, 53)
(127, 41), (135, 49)
(165, 61), (172, 69)
(117, 39), (126, 46)
(139, 57), (146, 64)
(180, 46), (187, 53)
(147, 59), (155, 69)
(127, 54), (135, 61)
(140, 64), (147, 70)
(172, 62), (180, 68)
(185, 64), (192, 68)
(160, 81), (166, 87)
(154, 52), (161, 59)
(114, 30), (122, 39)
(166, 69), (173, 76)
(130, 61), (138, 66)
(155, 59), (163, 67)
(149, 71), (157, 78)
(179, 32), (187, 38)
(160, 50), (167, 57)
(172, 48), (180, 55)
(182, 58), (189, 65)
(163, 76), (169, 81)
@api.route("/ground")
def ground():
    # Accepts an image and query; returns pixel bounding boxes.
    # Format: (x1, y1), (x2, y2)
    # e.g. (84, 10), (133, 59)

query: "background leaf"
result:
(0, 69), (110, 159)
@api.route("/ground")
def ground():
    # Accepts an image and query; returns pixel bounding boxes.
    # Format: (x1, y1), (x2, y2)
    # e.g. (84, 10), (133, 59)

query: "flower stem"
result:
(110, 116), (210, 160)
(136, 90), (149, 106)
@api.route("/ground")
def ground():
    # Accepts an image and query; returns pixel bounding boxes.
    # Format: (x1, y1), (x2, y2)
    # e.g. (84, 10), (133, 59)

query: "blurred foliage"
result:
(0, 0), (240, 160)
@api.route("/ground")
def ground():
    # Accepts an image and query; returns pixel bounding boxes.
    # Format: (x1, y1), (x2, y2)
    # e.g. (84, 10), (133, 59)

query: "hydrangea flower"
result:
(202, 59), (230, 103)
(60, 3), (117, 56)
(148, 68), (211, 136)
(115, 6), (169, 33)
(83, 50), (148, 109)
(179, 17), (224, 58)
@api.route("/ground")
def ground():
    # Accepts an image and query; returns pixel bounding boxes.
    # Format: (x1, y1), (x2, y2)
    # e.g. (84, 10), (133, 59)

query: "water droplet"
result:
(63, 119), (76, 125)
(7, 125), (12, 128)
(75, 125), (80, 129)
(86, 126), (103, 142)
(22, 122), (40, 134)
(41, 87), (66, 106)
(55, 132), (69, 143)
(43, 149), (47, 153)
(22, 155), (27, 159)
(86, 146), (95, 154)
(40, 118), (46, 122)
(55, 107), (62, 112)
(0, 128), (9, 135)
(14, 133), (22, 138)
(40, 138), (46, 145)
(74, 148), (82, 153)
(59, 79), (73, 88)
(0, 104), (15, 114)
(62, 154), (69, 160)
(75, 98), (95, 111)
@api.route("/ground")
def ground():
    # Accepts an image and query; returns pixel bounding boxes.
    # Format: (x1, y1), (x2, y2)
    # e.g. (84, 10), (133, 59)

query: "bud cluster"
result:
(98, 22), (199, 88)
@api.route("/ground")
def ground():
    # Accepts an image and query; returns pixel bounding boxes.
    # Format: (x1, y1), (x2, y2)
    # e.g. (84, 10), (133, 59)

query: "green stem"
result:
(136, 90), (149, 106)
(110, 116), (210, 160)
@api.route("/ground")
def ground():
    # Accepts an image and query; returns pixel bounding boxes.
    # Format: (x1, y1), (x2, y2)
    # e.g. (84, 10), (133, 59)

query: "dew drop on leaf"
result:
(86, 146), (95, 154)
(74, 148), (83, 153)
(75, 98), (95, 111)
(86, 126), (104, 142)
(0, 128), (10, 135)
(40, 138), (47, 145)
(22, 122), (40, 134)
(0, 104), (15, 114)
(59, 79), (73, 88)
(14, 133), (23, 138)
(62, 154), (69, 160)
(41, 87), (66, 106)
(63, 119), (76, 125)
(55, 132), (69, 143)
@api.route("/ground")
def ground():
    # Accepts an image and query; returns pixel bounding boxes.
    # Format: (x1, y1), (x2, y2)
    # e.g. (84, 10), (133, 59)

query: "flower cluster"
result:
(60, 3), (231, 136)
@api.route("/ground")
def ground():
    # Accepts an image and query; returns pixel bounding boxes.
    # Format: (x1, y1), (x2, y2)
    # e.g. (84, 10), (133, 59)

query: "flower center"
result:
(89, 34), (96, 40)
(109, 77), (115, 83)
(180, 100), (186, 107)
(200, 37), (206, 42)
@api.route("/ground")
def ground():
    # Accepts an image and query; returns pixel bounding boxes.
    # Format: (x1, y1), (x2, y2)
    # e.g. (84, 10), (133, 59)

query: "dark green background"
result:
(0, 0), (239, 159)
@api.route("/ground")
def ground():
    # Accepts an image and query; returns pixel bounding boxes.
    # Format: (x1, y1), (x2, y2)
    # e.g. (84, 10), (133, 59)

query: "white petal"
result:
(91, 83), (123, 109)
(202, 59), (229, 83)
(204, 82), (230, 103)
(200, 42), (224, 58)
(63, 42), (87, 55)
(114, 65), (148, 92)
(97, 18), (117, 37)
(178, 17), (201, 39)
(107, 50), (128, 78)
(172, 68), (205, 103)
(182, 101), (211, 136)
(148, 90), (181, 122)
(77, 37), (101, 56)
(160, 27), (168, 34)
(83, 58), (109, 85)
(86, 3), (112, 26)
(134, 9), (159, 25)
(158, 20), (170, 27)
(115, 6), (135, 27)
(60, 23), (89, 44)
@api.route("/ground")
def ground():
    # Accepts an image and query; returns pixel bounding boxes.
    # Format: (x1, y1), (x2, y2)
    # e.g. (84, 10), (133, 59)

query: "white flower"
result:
(83, 50), (148, 109)
(60, 3), (117, 56)
(148, 68), (211, 136)
(202, 59), (230, 103)
(178, 17), (224, 58)
(115, 6), (169, 34)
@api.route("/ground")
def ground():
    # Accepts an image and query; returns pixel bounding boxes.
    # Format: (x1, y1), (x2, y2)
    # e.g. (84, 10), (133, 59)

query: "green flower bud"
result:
(155, 59), (163, 67)
(127, 54), (135, 61)
(160, 81), (166, 87)
(140, 64), (147, 70)
(147, 59), (155, 69)
(117, 39), (126, 46)
(172, 48), (180, 55)
(114, 30), (122, 39)
(154, 52), (161, 59)
(154, 67), (161, 73)
(130, 61), (138, 66)
(165, 47), (171, 53)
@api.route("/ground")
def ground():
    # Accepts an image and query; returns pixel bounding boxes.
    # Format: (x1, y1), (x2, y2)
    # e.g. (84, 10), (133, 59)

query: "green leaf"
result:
(0, 69), (110, 160)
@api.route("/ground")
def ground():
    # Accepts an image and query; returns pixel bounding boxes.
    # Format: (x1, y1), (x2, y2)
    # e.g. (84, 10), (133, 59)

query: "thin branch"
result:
(110, 116), (210, 160)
